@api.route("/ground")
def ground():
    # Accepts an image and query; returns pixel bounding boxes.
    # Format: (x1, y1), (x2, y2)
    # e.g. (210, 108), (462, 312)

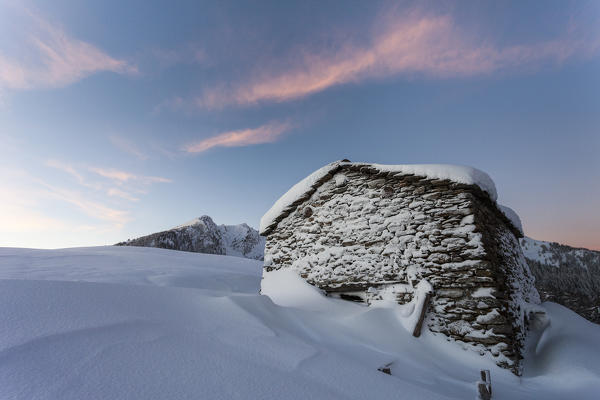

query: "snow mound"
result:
(1, 246), (599, 399)
(260, 161), (498, 234)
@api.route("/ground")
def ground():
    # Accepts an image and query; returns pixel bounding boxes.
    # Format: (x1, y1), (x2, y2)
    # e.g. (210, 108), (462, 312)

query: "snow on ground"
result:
(0, 246), (260, 292)
(0, 246), (599, 399)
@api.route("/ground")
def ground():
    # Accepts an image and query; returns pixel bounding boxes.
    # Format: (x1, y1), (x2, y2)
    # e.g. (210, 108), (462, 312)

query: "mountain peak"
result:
(117, 215), (265, 260)
(174, 215), (215, 230)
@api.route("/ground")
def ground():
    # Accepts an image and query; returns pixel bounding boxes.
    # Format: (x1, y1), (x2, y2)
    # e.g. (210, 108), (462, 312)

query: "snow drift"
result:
(0, 246), (599, 399)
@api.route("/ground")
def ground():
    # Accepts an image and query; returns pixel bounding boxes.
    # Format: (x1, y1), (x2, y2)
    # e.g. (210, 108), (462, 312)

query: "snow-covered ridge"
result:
(520, 237), (599, 268)
(174, 217), (213, 229)
(117, 215), (265, 260)
(520, 237), (600, 324)
(260, 161), (508, 235)
(521, 237), (563, 267)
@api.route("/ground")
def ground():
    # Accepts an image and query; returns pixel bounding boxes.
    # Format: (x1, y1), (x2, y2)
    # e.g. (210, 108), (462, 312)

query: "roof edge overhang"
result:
(260, 161), (522, 238)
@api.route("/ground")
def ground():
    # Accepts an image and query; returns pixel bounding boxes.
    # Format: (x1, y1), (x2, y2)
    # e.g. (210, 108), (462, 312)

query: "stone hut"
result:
(260, 160), (539, 374)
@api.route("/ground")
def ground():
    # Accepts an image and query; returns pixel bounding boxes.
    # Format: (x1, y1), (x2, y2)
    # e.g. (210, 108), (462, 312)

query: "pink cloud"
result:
(41, 183), (131, 227)
(184, 121), (292, 154)
(88, 167), (171, 185)
(89, 167), (137, 182)
(195, 11), (597, 109)
(0, 169), (131, 229)
(0, 7), (136, 91)
(47, 159), (170, 203)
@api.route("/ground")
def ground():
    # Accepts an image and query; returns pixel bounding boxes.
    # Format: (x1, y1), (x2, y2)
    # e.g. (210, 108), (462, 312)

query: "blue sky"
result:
(1, 0), (599, 249)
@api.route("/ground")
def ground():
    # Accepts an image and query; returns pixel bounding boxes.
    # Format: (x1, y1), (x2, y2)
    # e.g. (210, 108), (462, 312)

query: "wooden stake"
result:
(412, 292), (432, 337)
(477, 369), (492, 399)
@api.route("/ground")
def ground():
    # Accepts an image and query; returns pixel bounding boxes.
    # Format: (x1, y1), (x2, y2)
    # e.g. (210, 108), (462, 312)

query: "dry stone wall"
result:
(263, 165), (537, 374)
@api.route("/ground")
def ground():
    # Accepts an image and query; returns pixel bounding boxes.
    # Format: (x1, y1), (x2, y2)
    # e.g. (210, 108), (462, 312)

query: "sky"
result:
(0, 0), (599, 250)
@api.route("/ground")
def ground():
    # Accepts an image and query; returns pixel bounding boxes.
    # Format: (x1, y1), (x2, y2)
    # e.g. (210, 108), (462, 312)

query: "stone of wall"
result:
(263, 165), (537, 373)
(470, 199), (539, 372)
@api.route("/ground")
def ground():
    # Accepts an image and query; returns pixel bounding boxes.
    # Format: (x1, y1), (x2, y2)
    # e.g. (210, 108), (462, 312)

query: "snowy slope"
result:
(521, 237), (600, 323)
(521, 237), (599, 269)
(116, 215), (265, 260)
(1, 246), (599, 399)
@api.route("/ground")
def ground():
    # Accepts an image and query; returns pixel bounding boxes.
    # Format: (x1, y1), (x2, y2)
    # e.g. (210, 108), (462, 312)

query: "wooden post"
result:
(412, 292), (432, 337)
(477, 369), (492, 399)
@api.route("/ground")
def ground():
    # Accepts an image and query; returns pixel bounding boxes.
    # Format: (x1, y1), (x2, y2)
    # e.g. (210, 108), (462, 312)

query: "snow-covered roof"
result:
(260, 162), (341, 235)
(497, 205), (523, 236)
(260, 160), (520, 236)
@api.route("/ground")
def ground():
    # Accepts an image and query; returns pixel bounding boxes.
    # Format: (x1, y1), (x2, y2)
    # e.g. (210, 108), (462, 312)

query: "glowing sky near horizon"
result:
(1, 0), (599, 250)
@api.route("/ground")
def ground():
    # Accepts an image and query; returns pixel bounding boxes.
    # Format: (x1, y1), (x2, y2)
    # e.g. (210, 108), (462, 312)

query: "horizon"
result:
(1, 0), (599, 250)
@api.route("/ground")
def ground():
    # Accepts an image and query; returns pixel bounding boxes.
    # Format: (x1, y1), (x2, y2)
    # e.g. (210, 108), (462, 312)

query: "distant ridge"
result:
(521, 237), (600, 323)
(117, 219), (599, 323)
(116, 215), (265, 260)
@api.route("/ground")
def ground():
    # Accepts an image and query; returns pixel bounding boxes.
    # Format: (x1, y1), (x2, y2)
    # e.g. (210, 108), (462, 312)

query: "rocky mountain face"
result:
(116, 216), (265, 260)
(521, 237), (600, 324)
